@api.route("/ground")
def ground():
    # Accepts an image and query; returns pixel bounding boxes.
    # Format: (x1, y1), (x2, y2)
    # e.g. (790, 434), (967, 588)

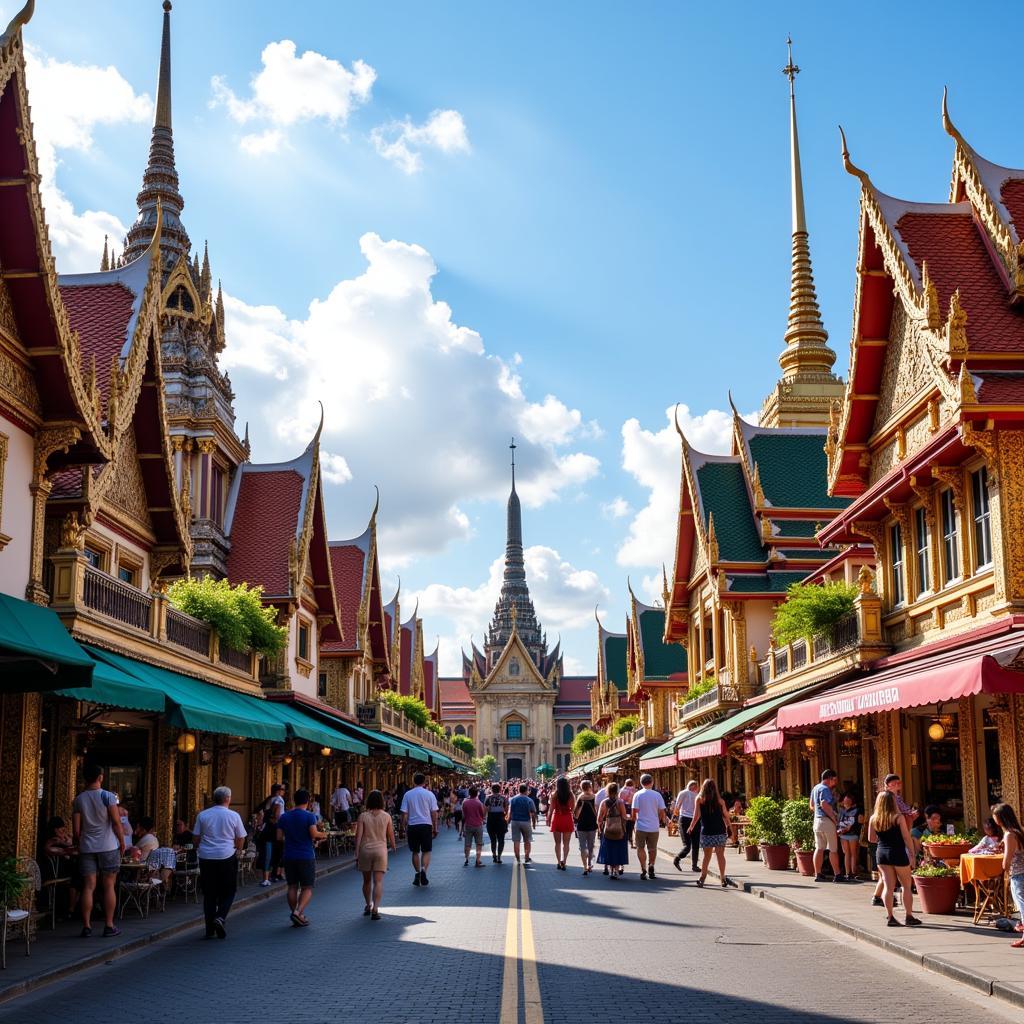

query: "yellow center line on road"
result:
(500, 861), (520, 1024)
(518, 864), (543, 1024)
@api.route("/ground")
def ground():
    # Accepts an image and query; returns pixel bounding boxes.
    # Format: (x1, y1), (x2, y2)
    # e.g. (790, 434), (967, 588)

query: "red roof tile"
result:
(555, 676), (594, 705)
(226, 469), (303, 594)
(1001, 180), (1024, 241)
(58, 284), (136, 403)
(976, 372), (1024, 404)
(895, 212), (1024, 353)
(423, 659), (436, 709)
(439, 676), (472, 705)
(327, 543), (367, 652)
(49, 467), (83, 498)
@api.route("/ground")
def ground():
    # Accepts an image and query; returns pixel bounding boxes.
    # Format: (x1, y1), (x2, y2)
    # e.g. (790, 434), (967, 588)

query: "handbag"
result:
(604, 803), (624, 841)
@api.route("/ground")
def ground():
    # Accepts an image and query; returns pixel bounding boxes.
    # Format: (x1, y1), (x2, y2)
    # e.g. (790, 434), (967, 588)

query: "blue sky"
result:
(11, 0), (1018, 673)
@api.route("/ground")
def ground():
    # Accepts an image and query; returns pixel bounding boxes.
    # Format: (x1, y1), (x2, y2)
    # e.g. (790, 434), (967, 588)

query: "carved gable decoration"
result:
(101, 429), (153, 533)
(479, 631), (548, 693)
(0, 276), (16, 339)
(875, 305), (931, 426)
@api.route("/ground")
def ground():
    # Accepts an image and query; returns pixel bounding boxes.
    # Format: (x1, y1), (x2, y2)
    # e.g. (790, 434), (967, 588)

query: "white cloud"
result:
(602, 496), (632, 520)
(222, 232), (600, 563)
(371, 109), (470, 175)
(320, 452), (353, 485)
(412, 546), (609, 674)
(210, 40), (375, 151)
(22, 46), (153, 271)
(617, 404), (745, 570)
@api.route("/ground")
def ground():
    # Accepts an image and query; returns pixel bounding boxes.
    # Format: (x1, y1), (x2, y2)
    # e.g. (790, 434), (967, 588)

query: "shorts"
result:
(357, 846), (388, 873)
(577, 830), (597, 857)
(79, 849), (121, 875)
(634, 829), (660, 858)
(407, 824), (434, 854)
(510, 821), (532, 843)
(284, 858), (316, 888)
(839, 829), (861, 843)
(464, 825), (484, 847)
(813, 818), (838, 853)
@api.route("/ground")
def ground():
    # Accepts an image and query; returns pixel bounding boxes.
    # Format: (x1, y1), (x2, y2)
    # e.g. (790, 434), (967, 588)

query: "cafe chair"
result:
(238, 842), (258, 886)
(44, 856), (72, 929)
(148, 848), (177, 913)
(2, 859), (43, 969)
(173, 850), (200, 904)
(119, 863), (158, 920)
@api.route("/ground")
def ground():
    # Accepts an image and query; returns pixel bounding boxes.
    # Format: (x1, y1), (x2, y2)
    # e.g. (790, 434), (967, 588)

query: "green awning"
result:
(0, 593), (94, 691)
(88, 647), (287, 741)
(57, 654), (164, 712)
(402, 741), (430, 763)
(429, 751), (455, 769)
(336, 720), (412, 758)
(261, 701), (368, 756)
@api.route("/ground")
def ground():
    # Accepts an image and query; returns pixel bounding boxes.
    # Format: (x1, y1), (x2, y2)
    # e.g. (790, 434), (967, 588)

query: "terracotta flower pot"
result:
(744, 844), (760, 862)
(914, 874), (961, 915)
(760, 843), (791, 871)
(922, 841), (971, 862)
(794, 849), (815, 876)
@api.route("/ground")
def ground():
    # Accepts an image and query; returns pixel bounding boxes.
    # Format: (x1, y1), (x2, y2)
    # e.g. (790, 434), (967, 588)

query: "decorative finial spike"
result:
(100, 235), (110, 272)
(0, 0), (35, 49)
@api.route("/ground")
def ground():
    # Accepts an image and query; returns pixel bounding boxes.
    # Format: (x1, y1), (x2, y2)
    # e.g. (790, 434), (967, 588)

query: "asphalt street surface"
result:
(1, 826), (1017, 1024)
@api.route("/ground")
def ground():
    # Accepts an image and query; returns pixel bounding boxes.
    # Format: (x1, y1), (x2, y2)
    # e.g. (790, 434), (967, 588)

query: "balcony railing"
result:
(678, 677), (740, 723)
(568, 723), (646, 770)
(378, 702), (466, 763)
(759, 613), (862, 686)
(219, 642), (252, 672)
(82, 566), (152, 632)
(167, 607), (211, 656)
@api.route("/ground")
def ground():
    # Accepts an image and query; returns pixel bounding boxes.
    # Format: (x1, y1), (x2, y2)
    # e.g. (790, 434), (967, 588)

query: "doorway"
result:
(506, 757), (523, 780)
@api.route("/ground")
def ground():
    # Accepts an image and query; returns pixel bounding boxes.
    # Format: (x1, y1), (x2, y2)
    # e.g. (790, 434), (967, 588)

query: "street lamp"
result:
(177, 732), (197, 754)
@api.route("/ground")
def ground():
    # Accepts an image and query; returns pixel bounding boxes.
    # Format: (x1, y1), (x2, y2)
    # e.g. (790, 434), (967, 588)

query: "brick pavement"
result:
(0, 825), (1020, 1023)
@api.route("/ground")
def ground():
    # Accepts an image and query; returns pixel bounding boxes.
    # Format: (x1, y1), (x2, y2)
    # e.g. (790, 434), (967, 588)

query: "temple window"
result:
(576, 723), (587, 735)
(298, 620), (310, 662)
(509, 656), (520, 676)
(317, 671), (328, 698)
(84, 546), (105, 571)
(506, 720), (523, 740)
(914, 507), (929, 598)
(168, 285), (194, 313)
(454, 724), (466, 736)
(971, 468), (992, 571)
(940, 488), (960, 583)
(210, 464), (224, 526)
(467, 725), (473, 739)
(889, 522), (905, 608)
(562, 723), (574, 744)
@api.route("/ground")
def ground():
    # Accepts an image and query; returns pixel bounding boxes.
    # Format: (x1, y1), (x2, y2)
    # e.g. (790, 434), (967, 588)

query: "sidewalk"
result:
(659, 846), (1024, 1009)
(0, 853), (354, 1005)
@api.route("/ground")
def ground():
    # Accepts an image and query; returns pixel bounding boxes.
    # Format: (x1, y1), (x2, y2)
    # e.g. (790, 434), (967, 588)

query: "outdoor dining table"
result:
(959, 853), (1008, 925)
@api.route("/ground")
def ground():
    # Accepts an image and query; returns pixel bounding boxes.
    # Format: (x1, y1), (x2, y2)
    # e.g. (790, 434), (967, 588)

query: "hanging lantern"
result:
(320, 746), (332, 757)
(754, 753), (765, 766)
(839, 718), (858, 734)
(927, 721), (945, 741)
(176, 732), (197, 754)
(804, 737), (818, 750)
(283, 754), (293, 765)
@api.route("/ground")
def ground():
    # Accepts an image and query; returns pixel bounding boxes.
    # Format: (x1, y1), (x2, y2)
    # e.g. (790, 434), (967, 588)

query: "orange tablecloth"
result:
(959, 853), (1004, 886)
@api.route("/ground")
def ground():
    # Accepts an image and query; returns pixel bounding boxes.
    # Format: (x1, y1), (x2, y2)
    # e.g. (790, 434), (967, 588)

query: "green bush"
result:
(0, 857), (29, 908)
(379, 690), (431, 728)
(912, 863), (959, 878)
(451, 734), (475, 758)
(611, 715), (638, 736)
(771, 581), (858, 647)
(782, 798), (815, 851)
(681, 676), (716, 704)
(472, 754), (497, 779)
(746, 795), (786, 845)
(571, 728), (609, 756)
(167, 576), (286, 657)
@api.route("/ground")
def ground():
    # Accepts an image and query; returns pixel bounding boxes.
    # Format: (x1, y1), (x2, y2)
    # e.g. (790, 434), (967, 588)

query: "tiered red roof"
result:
(58, 283), (137, 402)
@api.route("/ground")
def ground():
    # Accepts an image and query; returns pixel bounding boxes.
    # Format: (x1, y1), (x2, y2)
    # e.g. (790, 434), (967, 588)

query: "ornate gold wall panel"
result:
(957, 697), (978, 828)
(0, 691), (42, 859)
(995, 432), (1024, 605)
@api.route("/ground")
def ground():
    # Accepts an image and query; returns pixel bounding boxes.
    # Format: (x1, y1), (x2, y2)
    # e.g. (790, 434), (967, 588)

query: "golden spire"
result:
(100, 235), (110, 272)
(778, 36), (836, 381)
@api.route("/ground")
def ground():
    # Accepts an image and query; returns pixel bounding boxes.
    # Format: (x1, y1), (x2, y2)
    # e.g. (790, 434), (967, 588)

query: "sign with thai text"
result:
(356, 702), (382, 730)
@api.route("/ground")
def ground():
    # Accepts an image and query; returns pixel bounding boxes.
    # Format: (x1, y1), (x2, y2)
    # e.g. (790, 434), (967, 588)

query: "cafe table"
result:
(959, 853), (1007, 925)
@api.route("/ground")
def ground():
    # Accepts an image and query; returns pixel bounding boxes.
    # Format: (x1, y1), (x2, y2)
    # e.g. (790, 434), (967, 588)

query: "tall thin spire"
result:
(123, 1), (190, 267)
(778, 36), (835, 381)
(505, 438), (523, 570)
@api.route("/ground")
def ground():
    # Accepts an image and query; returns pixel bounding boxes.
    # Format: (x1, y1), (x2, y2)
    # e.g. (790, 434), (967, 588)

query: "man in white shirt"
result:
(193, 786), (247, 940)
(330, 782), (352, 826)
(672, 779), (701, 873)
(630, 774), (667, 879)
(400, 773), (439, 887)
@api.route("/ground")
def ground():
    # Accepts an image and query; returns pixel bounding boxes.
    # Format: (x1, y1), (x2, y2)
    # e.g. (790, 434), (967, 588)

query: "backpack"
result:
(604, 801), (624, 840)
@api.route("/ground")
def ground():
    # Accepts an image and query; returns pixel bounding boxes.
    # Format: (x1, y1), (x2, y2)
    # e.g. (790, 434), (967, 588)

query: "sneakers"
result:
(813, 874), (828, 882)
(463, 858), (469, 867)
(413, 873), (421, 887)
(524, 856), (532, 864)
(673, 855), (683, 872)
(833, 874), (846, 884)
(886, 917), (903, 927)
(905, 915), (923, 927)
(648, 867), (656, 879)
(80, 926), (92, 938)
(640, 869), (648, 880)
(213, 917), (226, 939)
(102, 925), (122, 938)
(871, 896), (884, 907)
(420, 870), (429, 886)
(259, 879), (272, 888)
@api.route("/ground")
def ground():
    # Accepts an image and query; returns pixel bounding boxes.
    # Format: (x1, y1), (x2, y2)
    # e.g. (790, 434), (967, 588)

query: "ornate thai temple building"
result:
(440, 446), (593, 778)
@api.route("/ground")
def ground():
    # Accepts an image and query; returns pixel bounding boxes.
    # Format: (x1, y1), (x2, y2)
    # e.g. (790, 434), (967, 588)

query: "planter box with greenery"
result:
(782, 798), (815, 875)
(167, 577), (286, 657)
(611, 715), (638, 737)
(0, 857), (29, 910)
(912, 863), (962, 915)
(771, 581), (858, 648)
(747, 796), (790, 870)
(571, 729), (610, 758)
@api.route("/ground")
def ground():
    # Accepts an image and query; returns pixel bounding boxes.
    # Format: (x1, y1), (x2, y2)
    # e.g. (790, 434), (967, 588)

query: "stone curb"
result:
(739, 880), (1024, 1010)
(0, 855), (355, 1007)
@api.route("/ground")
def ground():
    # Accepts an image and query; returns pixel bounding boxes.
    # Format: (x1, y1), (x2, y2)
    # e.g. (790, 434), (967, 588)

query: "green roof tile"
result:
(603, 633), (629, 691)
(726, 571), (807, 594)
(748, 433), (849, 510)
(771, 519), (820, 538)
(781, 548), (834, 559)
(638, 608), (687, 680)
(695, 461), (764, 563)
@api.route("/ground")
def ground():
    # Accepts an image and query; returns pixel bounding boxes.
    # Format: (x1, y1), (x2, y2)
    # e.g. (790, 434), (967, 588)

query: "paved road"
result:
(2, 826), (1017, 1024)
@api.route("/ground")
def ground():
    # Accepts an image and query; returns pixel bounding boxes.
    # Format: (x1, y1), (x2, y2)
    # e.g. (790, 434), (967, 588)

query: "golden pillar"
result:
(0, 692), (43, 859)
(956, 697), (979, 829)
(153, 723), (176, 843)
(991, 697), (1023, 813)
(992, 431), (1024, 608)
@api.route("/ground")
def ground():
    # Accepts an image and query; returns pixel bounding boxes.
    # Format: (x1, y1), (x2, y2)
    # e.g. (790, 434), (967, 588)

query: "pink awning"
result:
(639, 753), (680, 771)
(676, 738), (727, 762)
(743, 723), (786, 754)
(776, 652), (1024, 729)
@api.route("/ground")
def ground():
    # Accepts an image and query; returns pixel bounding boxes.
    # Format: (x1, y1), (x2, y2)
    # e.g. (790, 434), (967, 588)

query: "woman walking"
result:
(546, 776), (576, 870)
(993, 803), (1024, 947)
(866, 791), (920, 927)
(573, 780), (599, 875)
(485, 783), (509, 864)
(354, 789), (396, 921)
(689, 778), (731, 888)
(837, 792), (863, 881)
(596, 782), (629, 879)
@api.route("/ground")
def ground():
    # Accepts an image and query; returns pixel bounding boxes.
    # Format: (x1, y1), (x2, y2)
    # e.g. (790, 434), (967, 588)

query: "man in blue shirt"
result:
(809, 769), (844, 883)
(276, 789), (326, 927)
(507, 783), (538, 864)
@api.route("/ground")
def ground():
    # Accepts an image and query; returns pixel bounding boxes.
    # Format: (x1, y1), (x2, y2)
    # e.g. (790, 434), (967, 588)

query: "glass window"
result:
(972, 468), (992, 570)
(210, 465), (224, 527)
(467, 725), (473, 739)
(505, 721), (522, 740)
(914, 507), (929, 597)
(298, 622), (310, 661)
(562, 723), (574, 744)
(317, 671), (327, 698)
(84, 547), (103, 570)
(117, 565), (136, 585)
(577, 724), (587, 735)
(941, 489), (960, 582)
(890, 522), (905, 607)
(454, 724), (466, 736)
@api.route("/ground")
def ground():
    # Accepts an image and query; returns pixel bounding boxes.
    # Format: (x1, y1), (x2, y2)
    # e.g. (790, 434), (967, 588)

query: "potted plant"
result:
(920, 833), (973, 864)
(912, 863), (962, 915)
(0, 857), (29, 910)
(747, 796), (789, 870)
(782, 798), (816, 875)
(741, 822), (761, 860)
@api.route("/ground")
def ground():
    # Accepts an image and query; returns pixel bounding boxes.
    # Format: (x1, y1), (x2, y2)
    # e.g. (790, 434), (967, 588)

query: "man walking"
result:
(72, 764), (125, 938)
(672, 779), (701, 872)
(260, 782), (287, 886)
(330, 780), (352, 827)
(507, 783), (537, 864)
(193, 786), (247, 939)
(401, 772), (439, 886)
(631, 774), (667, 879)
(461, 786), (486, 867)
(277, 788), (326, 927)
(810, 769), (845, 883)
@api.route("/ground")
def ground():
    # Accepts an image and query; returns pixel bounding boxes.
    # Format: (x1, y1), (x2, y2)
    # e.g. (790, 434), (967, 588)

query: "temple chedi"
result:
(115, 1), (247, 578)
(760, 39), (846, 429)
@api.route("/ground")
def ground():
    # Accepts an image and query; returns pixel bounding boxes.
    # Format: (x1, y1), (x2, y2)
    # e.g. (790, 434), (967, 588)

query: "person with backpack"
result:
(484, 783), (509, 863)
(596, 782), (629, 879)
(573, 779), (599, 875)
(259, 783), (286, 887)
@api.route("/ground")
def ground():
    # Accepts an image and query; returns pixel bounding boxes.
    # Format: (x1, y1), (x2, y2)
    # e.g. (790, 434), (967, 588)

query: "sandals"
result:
(696, 878), (705, 888)
(1011, 937), (1024, 948)
(721, 877), (730, 888)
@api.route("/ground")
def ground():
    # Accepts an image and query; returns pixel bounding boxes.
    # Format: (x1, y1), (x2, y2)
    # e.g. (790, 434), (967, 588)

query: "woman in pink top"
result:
(461, 786), (487, 867)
